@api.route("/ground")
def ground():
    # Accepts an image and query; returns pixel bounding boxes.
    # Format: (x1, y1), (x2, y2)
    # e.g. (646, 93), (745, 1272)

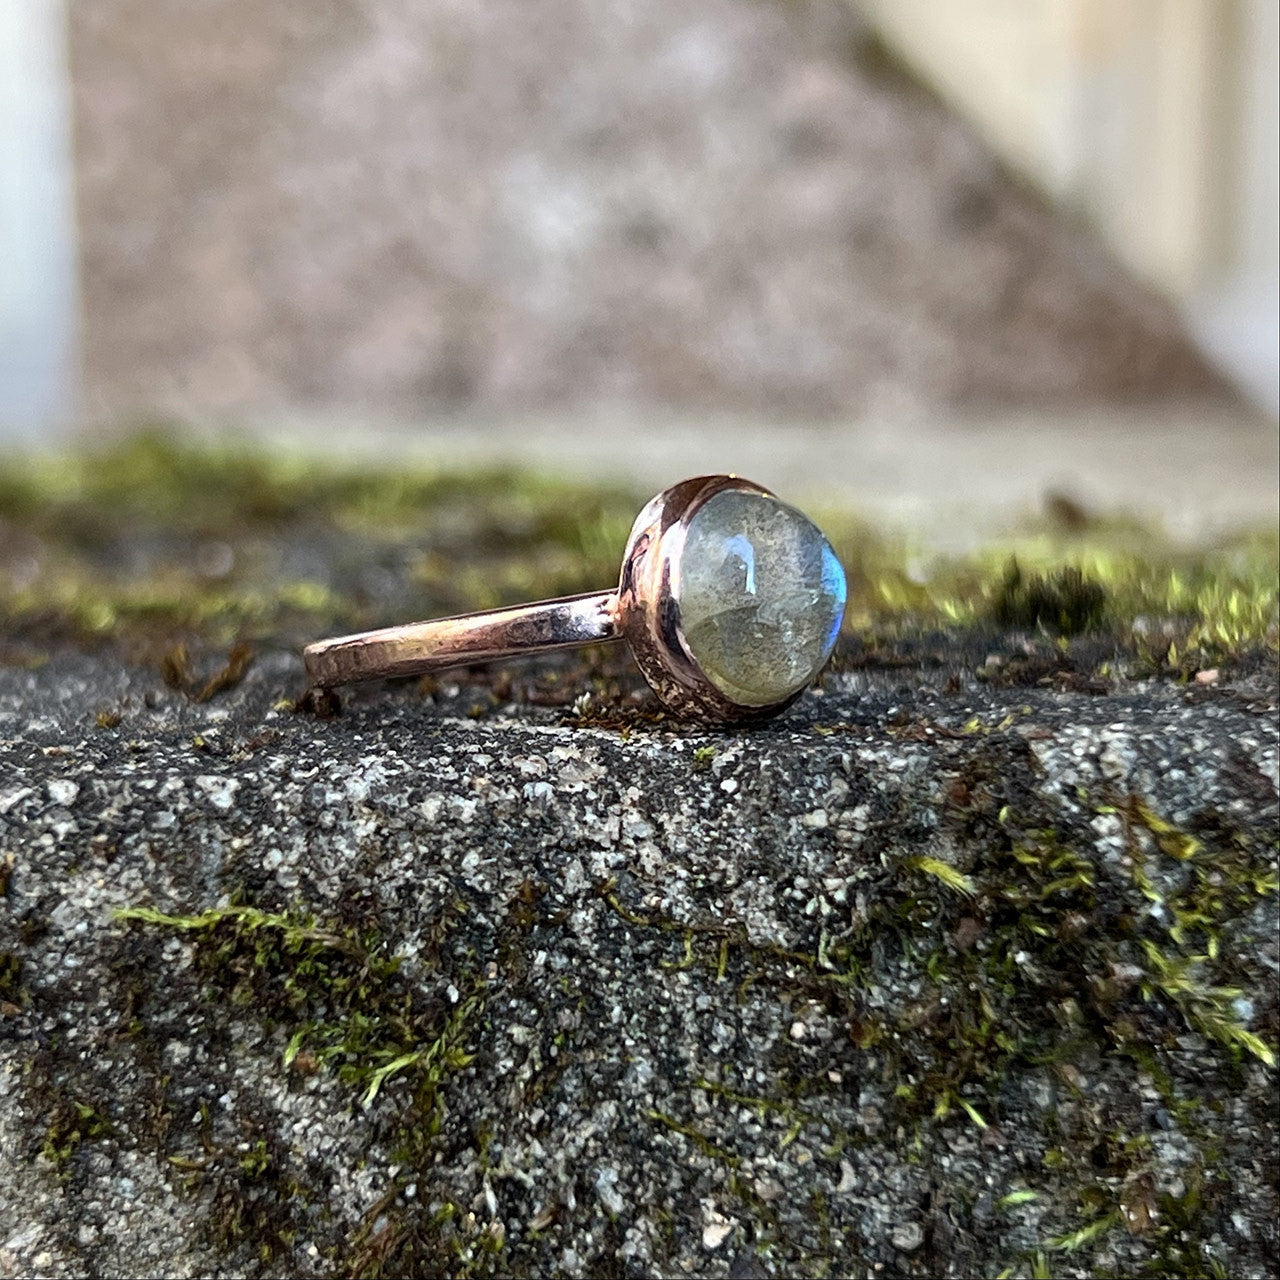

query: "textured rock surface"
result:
(1, 645), (1276, 1279)
(0, 437), (1276, 1277)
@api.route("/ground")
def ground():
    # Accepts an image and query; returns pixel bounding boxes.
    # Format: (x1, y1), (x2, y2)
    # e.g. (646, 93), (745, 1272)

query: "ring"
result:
(303, 475), (847, 723)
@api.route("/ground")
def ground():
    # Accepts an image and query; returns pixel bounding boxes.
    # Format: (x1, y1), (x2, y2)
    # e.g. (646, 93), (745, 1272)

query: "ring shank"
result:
(303, 590), (622, 687)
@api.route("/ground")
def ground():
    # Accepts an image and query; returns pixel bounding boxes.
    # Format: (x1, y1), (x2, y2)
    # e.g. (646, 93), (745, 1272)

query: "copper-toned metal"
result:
(616, 474), (801, 723)
(304, 474), (818, 724)
(303, 592), (620, 687)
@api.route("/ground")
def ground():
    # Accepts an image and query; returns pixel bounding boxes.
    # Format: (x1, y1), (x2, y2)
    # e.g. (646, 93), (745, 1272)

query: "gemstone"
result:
(676, 489), (847, 706)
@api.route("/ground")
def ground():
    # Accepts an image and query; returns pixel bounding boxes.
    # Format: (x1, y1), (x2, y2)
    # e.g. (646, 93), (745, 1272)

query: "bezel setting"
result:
(617, 474), (842, 724)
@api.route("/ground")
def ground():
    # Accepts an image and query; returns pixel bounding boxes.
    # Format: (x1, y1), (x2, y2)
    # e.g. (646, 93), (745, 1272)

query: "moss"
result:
(160, 641), (254, 703)
(646, 1109), (741, 1165)
(694, 1078), (822, 1130)
(0, 949), (20, 1003)
(116, 902), (490, 1273)
(116, 903), (484, 1114)
(823, 507), (1276, 658)
(1105, 797), (1278, 1067)
(0, 428), (629, 545)
(1003, 1121), (1237, 1279)
(906, 855), (977, 896)
(591, 762), (1276, 1278)
(1, 432), (1274, 675)
(0, 431), (634, 650)
(1125, 796), (1204, 862)
(1145, 1164), (1235, 1279)
(991, 561), (1108, 634)
(1045, 1208), (1122, 1253)
(40, 1096), (110, 1174)
(4, 432), (1277, 1274)
(170, 1123), (308, 1265)
(347, 1200), (507, 1280)
(1136, 939), (1274, 1067)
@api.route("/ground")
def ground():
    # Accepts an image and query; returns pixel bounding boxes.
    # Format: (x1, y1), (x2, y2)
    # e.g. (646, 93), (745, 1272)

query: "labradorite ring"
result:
(303, 475), (847, 723)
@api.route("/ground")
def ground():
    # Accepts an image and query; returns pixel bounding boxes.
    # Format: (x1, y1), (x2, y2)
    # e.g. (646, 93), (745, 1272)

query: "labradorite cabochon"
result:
(676, 490), (847, 706)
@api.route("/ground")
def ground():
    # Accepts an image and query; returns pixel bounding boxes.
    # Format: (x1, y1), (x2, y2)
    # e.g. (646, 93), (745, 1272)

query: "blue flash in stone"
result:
(721, 533), (758, 595)
(820, 544), (847, 653)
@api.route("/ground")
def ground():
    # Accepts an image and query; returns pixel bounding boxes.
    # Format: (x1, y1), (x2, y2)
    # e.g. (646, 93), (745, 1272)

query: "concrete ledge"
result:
(1, 644), (1276, 1278)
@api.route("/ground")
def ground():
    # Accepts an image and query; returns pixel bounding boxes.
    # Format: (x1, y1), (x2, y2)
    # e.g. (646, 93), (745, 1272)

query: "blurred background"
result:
(2, 0), (1277, 537)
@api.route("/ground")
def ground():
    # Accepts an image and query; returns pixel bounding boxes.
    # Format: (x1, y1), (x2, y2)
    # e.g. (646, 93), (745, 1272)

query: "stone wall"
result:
(70, 0), (1222, 423)
(1, 438), (1276, 1277)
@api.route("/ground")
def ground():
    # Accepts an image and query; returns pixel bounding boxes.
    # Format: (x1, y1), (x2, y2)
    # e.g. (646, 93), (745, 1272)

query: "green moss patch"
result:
(113, 902), (500, 1276)
(0, 432), (1274, 678)
(114, 904), (483, 1111)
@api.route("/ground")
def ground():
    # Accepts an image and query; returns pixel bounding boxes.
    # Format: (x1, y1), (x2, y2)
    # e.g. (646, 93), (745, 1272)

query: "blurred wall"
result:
(0, 0), (78, 436)
(858, 0), (1279, 414)
(5, 0), (1256, 435)
(64, 0), (1222, 427)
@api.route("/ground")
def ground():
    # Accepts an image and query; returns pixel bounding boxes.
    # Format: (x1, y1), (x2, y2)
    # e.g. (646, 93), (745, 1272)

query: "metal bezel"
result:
(617, 474), (807, 724)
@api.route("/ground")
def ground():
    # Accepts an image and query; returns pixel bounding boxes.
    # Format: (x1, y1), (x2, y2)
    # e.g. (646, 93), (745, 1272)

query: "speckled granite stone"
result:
(0, 643), (1276, 1280)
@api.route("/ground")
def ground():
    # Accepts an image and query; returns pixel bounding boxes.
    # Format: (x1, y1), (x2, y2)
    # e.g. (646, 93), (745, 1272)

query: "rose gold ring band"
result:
(302, 590), (622, 688)
(302, 473), (841, 724)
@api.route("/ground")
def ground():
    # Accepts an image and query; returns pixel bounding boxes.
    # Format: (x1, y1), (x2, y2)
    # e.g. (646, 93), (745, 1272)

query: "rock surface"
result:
(0, 437), (1276, 1277)
(1, 643), (1276, 1279)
